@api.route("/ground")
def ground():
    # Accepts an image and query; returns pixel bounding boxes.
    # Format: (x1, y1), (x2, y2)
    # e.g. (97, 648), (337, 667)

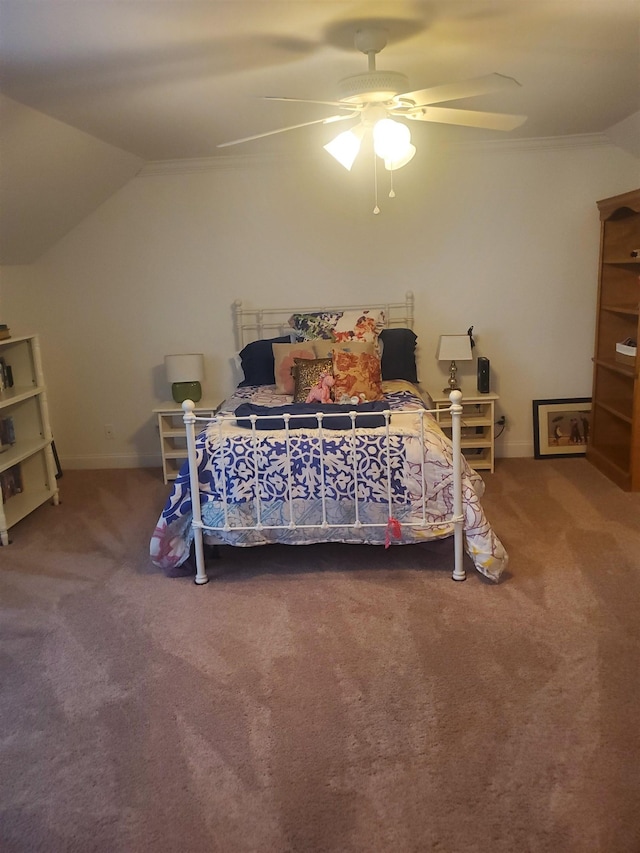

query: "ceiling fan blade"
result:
(264, 96), (360, 111)
(405, 106), (527, 131)
(397, 73), (521, 108)
(217, 114), (355, 148)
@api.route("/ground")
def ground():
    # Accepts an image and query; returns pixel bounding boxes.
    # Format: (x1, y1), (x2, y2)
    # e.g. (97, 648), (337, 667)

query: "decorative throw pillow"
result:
(272, 343), (316, 394)
(332, 309), (386, 344)
(238, 335), (292, 387)
(332, 351), (384, 403)
(312, 340), (376, 359)
(288, 312), (341, 341)
(288, 308), (385, 343)
(292, 357), (334, 403)
(378, 328), (418, 382)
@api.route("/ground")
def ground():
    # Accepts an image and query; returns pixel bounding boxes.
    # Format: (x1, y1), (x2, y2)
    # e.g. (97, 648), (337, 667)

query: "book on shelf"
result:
(0, 357), (13, 391)
(0, 416), (15, 452)
(0, 463), (23, 501)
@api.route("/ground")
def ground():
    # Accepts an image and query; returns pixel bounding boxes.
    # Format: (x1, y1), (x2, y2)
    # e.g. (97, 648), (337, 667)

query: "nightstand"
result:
(431, 389), (499, 473)
(153, 399), (222, 484)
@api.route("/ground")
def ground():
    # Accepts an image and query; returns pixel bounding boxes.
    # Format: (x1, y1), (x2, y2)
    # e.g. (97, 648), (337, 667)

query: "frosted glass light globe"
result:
(385, 143), (416, 171)
(324, 128), (364, 171)
(373, 119), (411, 161)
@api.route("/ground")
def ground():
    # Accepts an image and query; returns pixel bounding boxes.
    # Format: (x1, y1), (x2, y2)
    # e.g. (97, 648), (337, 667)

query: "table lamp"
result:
(164, 353), (204, 403)
(436, 335), (473, 393)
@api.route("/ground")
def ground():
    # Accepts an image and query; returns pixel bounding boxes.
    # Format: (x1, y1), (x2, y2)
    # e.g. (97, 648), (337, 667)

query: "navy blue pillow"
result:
(238, 335), (291, 387)
(379, 328), (418, 383)
(235, 401), (387, 430)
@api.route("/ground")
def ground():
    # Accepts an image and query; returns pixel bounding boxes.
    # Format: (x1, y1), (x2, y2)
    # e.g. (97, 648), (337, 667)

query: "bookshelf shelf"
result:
(0, 335), (59, 544)
(587, 188), (640, 491)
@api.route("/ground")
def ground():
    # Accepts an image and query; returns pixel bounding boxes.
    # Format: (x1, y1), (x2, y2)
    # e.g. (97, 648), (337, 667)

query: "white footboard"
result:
(182, 390), (465, 585)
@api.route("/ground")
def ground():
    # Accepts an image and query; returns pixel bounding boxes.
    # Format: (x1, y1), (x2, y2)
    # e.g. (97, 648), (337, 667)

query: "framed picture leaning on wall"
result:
(533, 398), (592, 459)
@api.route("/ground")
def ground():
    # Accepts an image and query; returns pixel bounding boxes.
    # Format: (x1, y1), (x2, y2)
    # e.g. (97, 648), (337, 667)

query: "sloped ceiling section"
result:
(0, 95), (143, 265)
(605, 111), (640, 160)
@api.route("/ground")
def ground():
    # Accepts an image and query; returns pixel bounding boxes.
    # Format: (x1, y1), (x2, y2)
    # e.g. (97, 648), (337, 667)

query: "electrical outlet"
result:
(497, 415), (506, 426)
(104, 424), (115, 440)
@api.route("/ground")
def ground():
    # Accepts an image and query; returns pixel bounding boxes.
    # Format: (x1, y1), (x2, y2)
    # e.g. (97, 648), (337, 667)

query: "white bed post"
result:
(449, 389), (466, 582)
(405, 290), (414, 329)
(233, 300), (243, 350)
(182, 400), (209, 585)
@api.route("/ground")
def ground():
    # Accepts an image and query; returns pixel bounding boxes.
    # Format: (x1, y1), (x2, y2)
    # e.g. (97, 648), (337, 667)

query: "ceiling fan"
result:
(218, 26), (528, 159)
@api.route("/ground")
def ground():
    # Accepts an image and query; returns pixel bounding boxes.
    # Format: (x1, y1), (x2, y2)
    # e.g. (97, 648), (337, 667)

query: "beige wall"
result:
(1, 139), (638, 470)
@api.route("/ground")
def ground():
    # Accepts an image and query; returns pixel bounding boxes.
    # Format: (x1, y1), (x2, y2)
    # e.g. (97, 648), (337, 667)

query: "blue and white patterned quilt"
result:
(150, 381), (508, 581)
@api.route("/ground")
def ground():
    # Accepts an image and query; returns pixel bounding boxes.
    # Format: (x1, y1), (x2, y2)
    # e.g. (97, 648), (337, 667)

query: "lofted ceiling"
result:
(0, 0), (639, 263)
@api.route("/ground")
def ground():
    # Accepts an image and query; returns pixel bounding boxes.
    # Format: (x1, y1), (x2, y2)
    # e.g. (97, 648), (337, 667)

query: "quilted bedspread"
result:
(150, 381), (508, 581)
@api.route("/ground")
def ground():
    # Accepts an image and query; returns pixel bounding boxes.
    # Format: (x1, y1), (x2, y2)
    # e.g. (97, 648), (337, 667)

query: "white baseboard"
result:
(60, 441), (534, 473)
(58, 453), (161, 470)
(497, 440), (534, 458)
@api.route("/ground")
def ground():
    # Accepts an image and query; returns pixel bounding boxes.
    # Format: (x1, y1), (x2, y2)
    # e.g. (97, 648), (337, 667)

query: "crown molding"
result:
(447, 132), (612, 154)
(138, 133), (615, 177)
(139, 153), (292, 176)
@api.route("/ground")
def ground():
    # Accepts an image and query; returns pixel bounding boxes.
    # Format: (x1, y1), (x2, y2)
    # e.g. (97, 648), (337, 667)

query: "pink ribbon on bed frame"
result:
(385, 517), (402, 549)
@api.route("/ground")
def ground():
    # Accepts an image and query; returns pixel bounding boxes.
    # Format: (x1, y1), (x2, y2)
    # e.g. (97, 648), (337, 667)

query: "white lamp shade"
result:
(436, 335), (473, 362)
(324, 126), (365, 170)
(164, 353), (204, 384)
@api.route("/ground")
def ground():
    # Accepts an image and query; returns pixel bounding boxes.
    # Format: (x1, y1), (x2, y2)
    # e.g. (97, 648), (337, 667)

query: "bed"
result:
(150, 293), (508, 585)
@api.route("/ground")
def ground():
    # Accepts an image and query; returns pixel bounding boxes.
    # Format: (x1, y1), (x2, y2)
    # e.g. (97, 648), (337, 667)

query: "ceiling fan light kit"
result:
(218, 25), (527, 213)
(323, 126), (364, 171)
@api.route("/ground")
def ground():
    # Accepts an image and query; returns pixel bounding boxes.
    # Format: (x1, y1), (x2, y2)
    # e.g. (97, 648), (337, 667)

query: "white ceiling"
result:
(1, 0), (639, 161)
(0, 0), (639, 265)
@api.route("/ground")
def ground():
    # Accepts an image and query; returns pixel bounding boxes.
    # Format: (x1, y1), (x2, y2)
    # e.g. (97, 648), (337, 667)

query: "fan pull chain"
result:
(373, 153), (380, 214)
(389, 170), (396, 198)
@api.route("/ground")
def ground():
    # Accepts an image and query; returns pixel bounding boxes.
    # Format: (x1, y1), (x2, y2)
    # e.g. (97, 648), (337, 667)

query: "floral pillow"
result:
(312, 340), (376, 359)
(272, 342), (316, 394)
(332, 309), (385, 343)
(289, 309), (386, 343)
(292, 357), (334, 403)
(332, 350), (384, 403)
(288, 312), (341, 341)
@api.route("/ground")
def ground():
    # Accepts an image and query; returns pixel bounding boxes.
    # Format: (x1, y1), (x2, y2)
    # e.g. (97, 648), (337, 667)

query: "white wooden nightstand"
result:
(153, 399), (222, 484)
(431, 389), (499, 473)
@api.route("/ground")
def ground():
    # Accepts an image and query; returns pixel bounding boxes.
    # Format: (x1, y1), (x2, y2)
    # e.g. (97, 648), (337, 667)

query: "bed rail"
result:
(182, 390), (465, 585)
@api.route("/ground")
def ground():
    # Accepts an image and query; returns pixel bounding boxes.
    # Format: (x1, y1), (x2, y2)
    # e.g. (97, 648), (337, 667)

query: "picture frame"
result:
(532, 398), (592, 459)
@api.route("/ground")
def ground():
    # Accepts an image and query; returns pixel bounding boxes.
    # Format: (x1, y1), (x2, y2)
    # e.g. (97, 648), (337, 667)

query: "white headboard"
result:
(233, 291), (414, 350)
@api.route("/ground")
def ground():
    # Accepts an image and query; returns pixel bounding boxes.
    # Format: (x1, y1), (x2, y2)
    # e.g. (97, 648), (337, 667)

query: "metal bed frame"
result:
(181, 291), (467, 585)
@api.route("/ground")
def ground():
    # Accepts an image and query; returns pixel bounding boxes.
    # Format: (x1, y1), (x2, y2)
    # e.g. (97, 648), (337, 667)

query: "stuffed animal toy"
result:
(305, 371), (335, 404)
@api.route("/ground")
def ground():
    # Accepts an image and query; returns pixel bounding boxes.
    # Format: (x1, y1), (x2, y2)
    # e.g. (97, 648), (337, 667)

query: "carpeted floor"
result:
(1, 458), (639, 853)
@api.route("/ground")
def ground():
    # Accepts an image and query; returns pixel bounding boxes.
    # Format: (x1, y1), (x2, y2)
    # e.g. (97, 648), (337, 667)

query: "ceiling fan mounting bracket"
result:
(353, 27), (389, 57)
(339, 27), (409, 106)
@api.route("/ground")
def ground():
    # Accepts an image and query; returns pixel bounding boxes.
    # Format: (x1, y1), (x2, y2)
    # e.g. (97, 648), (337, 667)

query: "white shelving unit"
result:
(153, 399), (221, 484)
(0, 334), (60, 545)
(432, 389), (499, 473)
